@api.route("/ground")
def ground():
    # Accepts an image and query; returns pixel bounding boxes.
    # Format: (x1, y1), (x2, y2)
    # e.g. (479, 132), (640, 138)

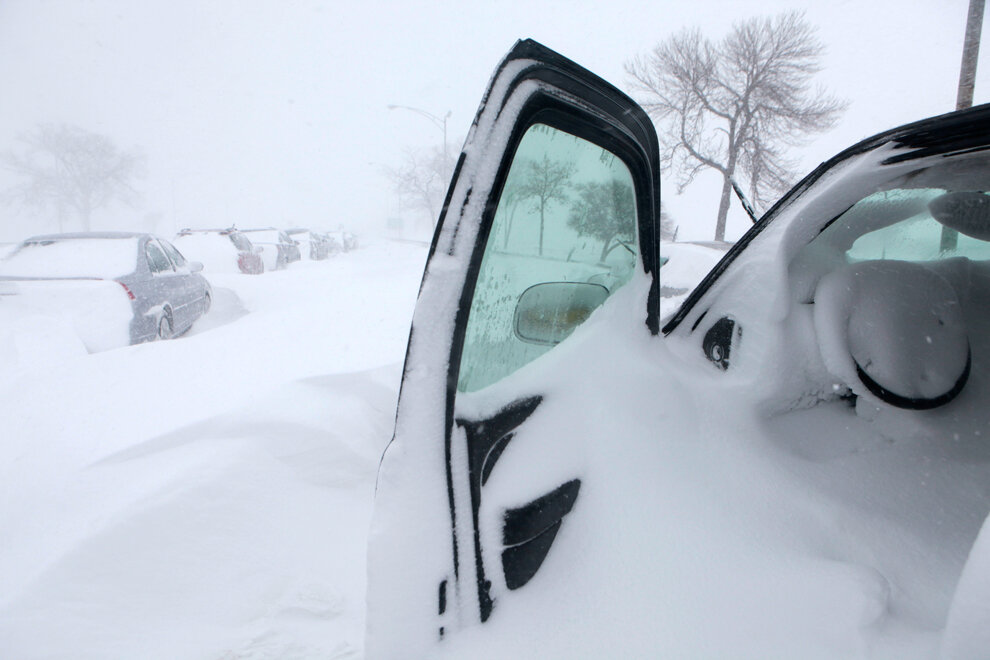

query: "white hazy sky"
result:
(0, 0), (987, 242)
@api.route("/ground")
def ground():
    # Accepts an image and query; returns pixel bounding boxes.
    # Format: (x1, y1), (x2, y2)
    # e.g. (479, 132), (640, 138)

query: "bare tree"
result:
(387, 141), (456, 232)
(568, 178), (635, 262)
(626, 12), (845, 241)
(514, 155), (575, 255)
(1, 123), (145, 231)
(388, 145), (445, 230)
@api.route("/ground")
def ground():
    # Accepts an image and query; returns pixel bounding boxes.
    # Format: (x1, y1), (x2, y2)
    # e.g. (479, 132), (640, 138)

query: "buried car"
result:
(366, 40), (990, 658)
(173, 227), (265, 274)
(0, 232), (211, 351)
(286, 227), (333, 260)
(239, 228), (301, 270)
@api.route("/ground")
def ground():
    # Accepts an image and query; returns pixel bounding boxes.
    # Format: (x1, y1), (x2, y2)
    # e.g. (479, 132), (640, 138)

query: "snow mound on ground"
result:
(942, 513), (990, 660)
(0, 371), (397, 660)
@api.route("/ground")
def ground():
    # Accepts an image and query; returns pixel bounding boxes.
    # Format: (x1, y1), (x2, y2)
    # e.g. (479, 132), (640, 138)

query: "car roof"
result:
(177, 227), (241, 235)
(24, 231), (151, 241)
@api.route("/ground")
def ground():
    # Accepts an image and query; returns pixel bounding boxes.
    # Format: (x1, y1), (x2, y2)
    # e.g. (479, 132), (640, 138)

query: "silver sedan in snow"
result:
(0, 232), (212, 350)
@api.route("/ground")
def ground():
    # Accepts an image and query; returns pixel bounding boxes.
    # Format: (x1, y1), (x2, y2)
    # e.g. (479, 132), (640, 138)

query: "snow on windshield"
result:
(0, 237), (140, 279)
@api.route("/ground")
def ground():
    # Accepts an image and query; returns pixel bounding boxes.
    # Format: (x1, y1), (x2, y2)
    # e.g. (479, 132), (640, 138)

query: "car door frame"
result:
(368, 39), (663, 655)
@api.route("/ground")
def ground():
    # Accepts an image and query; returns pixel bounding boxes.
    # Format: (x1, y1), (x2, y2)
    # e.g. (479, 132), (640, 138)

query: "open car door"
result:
(366, 40), (662, 658)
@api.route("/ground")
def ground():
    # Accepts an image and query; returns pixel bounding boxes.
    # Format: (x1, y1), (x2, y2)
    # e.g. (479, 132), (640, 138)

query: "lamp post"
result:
(387, 104), (453, 179)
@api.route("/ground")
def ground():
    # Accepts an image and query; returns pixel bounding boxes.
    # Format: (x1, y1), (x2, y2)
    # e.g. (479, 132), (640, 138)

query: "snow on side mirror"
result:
(513, 282), (608, 346)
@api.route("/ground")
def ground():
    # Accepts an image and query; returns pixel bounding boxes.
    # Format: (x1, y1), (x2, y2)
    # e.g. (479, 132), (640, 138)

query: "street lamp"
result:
(387, 104), (453, 177)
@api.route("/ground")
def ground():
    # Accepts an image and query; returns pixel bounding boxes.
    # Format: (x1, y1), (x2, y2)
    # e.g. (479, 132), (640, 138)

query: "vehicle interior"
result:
(698, 147), (990, 634)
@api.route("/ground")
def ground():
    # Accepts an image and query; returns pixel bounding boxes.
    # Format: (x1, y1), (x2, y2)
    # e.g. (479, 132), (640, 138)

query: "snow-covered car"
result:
(0, 232), (211, 351)
(286, 227), (332, 260)
(367, 40), (990, 658)
(326, 229), (357, 253)
(239, 228), (301, 270)
(173, 228), (265, 275)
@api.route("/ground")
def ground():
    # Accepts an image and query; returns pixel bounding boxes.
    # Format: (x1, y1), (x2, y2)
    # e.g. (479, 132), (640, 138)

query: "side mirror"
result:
(189, 261), (204, 273)
(514, 282), (609, 346)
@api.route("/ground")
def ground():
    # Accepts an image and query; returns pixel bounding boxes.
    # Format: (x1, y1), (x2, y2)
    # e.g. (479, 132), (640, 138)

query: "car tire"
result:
(158, 310), (173, 340)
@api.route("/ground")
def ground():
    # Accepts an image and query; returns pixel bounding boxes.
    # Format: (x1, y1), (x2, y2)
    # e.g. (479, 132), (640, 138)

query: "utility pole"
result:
(942, 0), (985, 252)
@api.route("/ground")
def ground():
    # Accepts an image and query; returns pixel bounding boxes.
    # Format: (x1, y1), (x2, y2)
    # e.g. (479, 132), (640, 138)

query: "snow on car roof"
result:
(0, 235), (141, 279)
(239, 229), (287, 243)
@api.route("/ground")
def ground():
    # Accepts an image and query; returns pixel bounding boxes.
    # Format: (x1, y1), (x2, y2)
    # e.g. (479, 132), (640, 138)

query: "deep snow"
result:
(0, 239), (427, 659)
(8, 233), (984, 659)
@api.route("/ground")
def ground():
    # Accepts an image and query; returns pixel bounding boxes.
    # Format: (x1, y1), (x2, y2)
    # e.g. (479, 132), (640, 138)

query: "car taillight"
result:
(117, 281), (136, 300)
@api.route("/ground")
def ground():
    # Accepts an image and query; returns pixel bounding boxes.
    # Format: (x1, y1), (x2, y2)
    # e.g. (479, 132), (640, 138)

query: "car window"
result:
(456, 122), (639, 392)
(159, 239), (188, 268)
(228, 232), (252, 251)
(145, 240), (173, 273)
(842, 189), (990, 262)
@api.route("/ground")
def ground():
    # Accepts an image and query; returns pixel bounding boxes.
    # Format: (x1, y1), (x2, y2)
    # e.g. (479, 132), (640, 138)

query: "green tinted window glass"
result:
(831, 189), (990, 262)
(457, 123), (638, 393)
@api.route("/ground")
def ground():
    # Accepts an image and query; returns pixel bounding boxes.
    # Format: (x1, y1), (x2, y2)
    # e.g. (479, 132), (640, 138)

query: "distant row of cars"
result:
(0, 226), (358, 353)
(173, 226), (357, 275)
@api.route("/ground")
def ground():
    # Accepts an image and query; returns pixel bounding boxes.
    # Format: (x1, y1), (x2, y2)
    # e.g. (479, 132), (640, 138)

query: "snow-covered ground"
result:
(0, 239), (428, 659)
(0, 235), (840, 659)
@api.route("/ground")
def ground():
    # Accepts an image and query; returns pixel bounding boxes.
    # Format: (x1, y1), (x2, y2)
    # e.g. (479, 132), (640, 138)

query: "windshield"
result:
(788, 150), (990, 303)
(838, 189), (990, 262)
(228, 232), (253, 251)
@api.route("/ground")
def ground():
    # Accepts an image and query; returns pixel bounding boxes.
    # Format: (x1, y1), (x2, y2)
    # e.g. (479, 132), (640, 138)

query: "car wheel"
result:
(158, 311), (173, 340)
(203, 291), (212, 313)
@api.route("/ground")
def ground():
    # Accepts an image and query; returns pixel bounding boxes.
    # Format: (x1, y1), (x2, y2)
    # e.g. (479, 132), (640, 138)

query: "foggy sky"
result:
(0, 0), (986, 242)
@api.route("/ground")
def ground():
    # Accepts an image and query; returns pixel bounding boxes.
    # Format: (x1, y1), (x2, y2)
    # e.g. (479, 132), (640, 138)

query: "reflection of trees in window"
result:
(499, 163), (526, 250)
(567, 179), (635, 262)
(513, 155), (575, 255)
